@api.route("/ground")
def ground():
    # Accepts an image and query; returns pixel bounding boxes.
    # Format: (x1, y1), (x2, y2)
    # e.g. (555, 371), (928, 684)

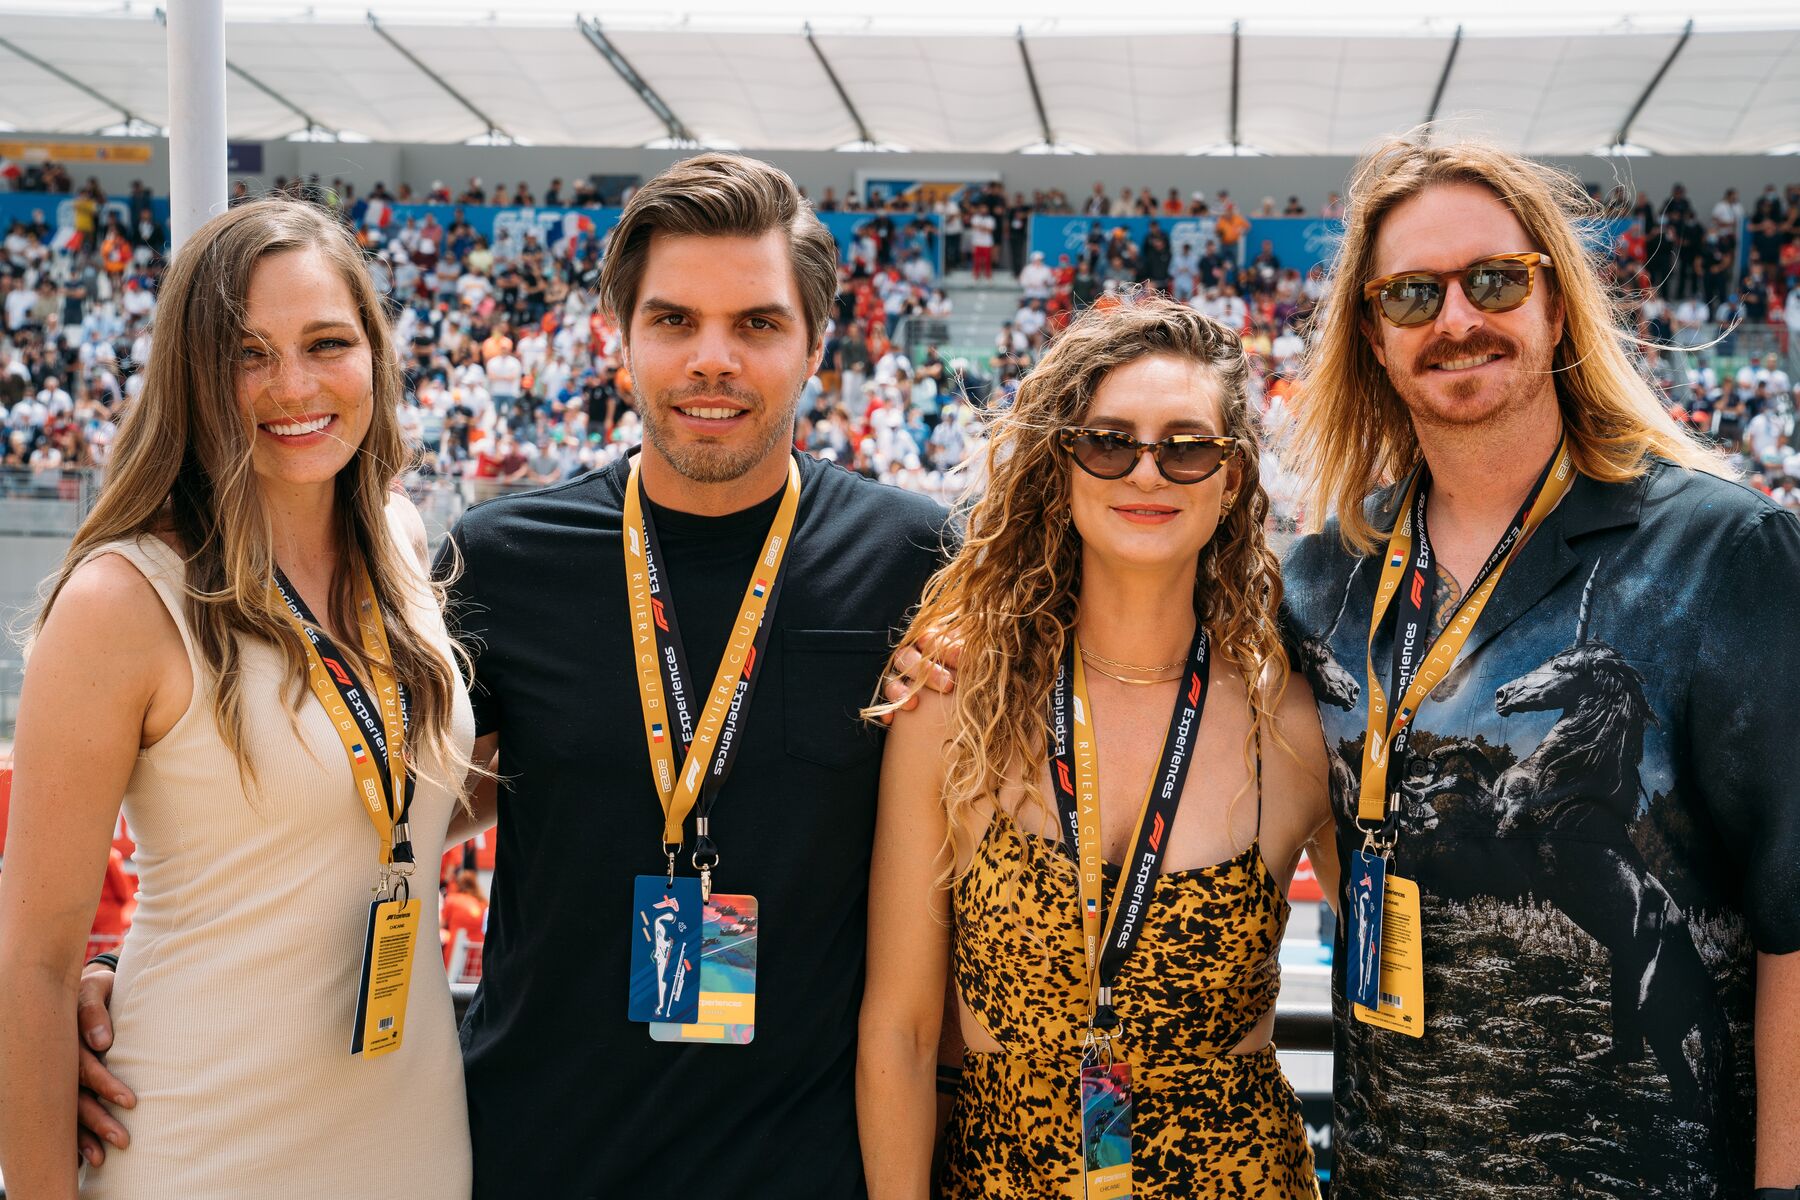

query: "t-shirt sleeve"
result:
(435, 517), (501, 739)
(1688, 506), (1800, 954)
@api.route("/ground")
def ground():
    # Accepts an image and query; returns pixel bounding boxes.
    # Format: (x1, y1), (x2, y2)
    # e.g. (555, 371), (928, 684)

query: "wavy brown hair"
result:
(598, 151), (838, 351)
(35, 198), (473, 800)
(882, 297), (1288, 878)
(1291, 131), (1722, 551)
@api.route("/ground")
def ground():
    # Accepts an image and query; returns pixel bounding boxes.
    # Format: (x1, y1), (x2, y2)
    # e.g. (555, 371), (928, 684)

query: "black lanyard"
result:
(1048, 626), (1210, 1030)
(272, 569), (415, 864)
(1375, 447), (1563, 840)
(637, 490), (789, 868)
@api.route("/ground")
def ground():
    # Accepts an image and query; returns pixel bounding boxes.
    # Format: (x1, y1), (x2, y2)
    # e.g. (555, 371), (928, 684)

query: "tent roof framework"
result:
(0, 11), (1795, 155)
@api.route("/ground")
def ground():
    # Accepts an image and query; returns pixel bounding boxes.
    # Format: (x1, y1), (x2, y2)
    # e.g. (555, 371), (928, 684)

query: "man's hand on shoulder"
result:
(74, 961), (135, 1167)
(877, 628), (962, 725)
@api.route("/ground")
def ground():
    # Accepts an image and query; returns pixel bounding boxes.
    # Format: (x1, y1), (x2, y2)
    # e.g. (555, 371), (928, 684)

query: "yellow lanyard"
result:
(1357, 437), (1575, 826)
(623, 455), (801, 850)
(272, 571), (409, 868)
(1067, 648), (1105, 979)
(1058, 630), (1210, 1024)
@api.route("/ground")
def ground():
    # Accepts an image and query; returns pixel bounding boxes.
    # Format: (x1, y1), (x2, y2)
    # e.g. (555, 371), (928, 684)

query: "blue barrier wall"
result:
(1029, 214), (1227, 267)
(820, 210), (943, 275)
(383, 203), (620, 259)
(374, 204), (942, 275)
(0, 193), (169, 234)
(1031, 214), (1698, 279)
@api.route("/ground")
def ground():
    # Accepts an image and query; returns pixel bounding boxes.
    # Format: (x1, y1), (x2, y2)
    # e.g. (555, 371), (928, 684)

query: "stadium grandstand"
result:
(0, 0), (1798, 1191)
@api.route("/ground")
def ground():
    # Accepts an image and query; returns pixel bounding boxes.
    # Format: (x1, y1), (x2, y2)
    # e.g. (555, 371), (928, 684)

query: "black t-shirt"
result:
(444, 452), (947, 1199)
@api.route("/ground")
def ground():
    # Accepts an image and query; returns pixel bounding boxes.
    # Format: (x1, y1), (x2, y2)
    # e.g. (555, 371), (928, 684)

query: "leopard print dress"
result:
(941, 809), (1318, 1199)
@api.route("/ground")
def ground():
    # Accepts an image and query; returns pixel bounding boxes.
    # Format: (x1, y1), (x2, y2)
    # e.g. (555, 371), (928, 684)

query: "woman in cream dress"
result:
(0, 199), (479, 1199)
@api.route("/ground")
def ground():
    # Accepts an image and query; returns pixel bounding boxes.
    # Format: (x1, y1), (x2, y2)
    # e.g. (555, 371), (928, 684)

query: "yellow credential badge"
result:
(352, 897), (421, 1057)
(1351, 874), (1424, 1038)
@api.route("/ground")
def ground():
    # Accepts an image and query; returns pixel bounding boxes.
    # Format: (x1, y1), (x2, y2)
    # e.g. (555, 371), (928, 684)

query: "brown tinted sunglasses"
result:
(1362, 252), (1555, 328)
(1057, 427), (1240, 484)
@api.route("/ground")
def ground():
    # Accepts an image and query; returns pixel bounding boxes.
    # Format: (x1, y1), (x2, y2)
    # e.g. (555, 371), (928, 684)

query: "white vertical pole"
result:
(166, 0), (227, 255)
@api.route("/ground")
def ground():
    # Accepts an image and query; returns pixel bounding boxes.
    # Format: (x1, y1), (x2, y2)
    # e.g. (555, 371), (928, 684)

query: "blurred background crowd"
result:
(5, 164), (1800, 529)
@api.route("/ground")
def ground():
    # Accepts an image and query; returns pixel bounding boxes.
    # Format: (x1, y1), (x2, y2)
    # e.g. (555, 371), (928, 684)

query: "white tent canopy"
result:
(1, 8), (1795, 155)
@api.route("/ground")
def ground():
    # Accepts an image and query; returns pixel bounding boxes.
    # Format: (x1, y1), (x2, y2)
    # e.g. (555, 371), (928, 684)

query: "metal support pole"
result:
(1424, 25), (1464, 132)
(167, 0), (228, 254)
(805, 23), (874, 147)
(1614, 18), (1694, 150)
(1016, 27), (1055, 149)
(1228, 21), (1242, 153)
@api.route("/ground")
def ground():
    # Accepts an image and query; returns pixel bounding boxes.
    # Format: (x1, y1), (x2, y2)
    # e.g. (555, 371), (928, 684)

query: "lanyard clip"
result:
(661, 842), (679, 886)
(1080, 1024), (1116, 1070)
(692, 819), (719, 903)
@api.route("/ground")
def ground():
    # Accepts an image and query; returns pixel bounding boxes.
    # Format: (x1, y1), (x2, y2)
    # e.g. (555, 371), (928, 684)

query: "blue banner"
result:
(1029, 214), (1227, 270)
(381, 203), (621, 260)
(0, 193), (169, 240)
(860, 179), (988, 208)
(1243, 218), (1343, 277)
(819, 210), (943, 277)
(369, 204), (942, 276)
(1241, 214), (1645, 278)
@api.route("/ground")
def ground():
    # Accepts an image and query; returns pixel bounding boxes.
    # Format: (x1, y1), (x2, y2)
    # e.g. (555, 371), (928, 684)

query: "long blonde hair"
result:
(1291, 132), (1722, 551)
(885, 298), (1287, 878)
(37, 198), (473, 798)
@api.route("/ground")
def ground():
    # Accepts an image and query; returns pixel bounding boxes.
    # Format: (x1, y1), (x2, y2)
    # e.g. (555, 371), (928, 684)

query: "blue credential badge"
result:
(627, 875), (702, 1024)
(1079, 1045), (1133, 1200)
(1346, 849), (1388, 1011)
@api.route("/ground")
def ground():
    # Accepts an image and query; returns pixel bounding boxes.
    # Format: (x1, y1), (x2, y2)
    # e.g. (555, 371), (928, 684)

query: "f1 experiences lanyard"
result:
(1048, 626), (1210, 1034)
(270, 569), (415, 887)
(624, 454), (801, 895)
(1357, 434), (1574, 840)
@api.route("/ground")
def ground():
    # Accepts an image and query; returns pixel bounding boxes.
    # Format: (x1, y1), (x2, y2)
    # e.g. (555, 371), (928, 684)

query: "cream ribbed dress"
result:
(79, 521), (473, 1200)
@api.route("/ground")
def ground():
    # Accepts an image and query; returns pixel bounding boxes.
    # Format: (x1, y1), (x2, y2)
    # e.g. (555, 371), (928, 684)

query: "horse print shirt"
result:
(1284, 460), (1800, 1198)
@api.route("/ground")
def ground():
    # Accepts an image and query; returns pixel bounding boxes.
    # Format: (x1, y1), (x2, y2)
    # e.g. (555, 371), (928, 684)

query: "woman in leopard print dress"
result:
(859, 298), (1336, 1199)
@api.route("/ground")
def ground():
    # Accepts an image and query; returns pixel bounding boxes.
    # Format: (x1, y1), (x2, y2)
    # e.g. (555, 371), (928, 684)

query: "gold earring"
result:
(1221, 492), (1237, 512)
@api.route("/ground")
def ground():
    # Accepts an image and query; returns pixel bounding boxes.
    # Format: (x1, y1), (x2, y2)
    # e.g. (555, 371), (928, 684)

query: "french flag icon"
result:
(651, 723), (666, 743)
(752, 579), (769, 599)
(351, 743), (369, 764)
(1085, 897), (1099, 917)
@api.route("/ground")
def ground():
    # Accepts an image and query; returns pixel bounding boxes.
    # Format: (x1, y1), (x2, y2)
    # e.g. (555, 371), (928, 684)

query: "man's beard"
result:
(639, 380), (799, 485)
(1389, 326), (1556, 431)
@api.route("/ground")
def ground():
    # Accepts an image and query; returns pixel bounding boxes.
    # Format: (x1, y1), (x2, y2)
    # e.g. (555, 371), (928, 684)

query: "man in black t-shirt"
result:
(447, 154), (944, 1198)
(68, 157), (948, 1197)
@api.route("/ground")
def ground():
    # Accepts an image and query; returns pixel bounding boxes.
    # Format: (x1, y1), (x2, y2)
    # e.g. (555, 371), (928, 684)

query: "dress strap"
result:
(1253, 719), (1264, 843)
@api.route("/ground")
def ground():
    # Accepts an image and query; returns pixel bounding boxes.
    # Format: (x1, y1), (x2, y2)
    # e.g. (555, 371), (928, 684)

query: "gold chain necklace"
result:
(1079, 656), (1183, 686)
(1080, 646), (1186, 674)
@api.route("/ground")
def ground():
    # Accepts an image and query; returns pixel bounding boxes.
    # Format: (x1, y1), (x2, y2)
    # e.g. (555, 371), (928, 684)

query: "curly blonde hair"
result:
(883, 296), (1287, 878)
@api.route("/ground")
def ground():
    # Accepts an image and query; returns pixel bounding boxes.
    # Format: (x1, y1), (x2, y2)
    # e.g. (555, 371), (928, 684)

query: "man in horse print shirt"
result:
(1282, 135), (1800, 1197)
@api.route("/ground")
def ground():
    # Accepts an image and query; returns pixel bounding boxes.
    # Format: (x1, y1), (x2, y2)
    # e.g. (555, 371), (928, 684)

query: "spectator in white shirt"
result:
(485, 352), (524, 426)
(516, 329), (548, 376)
(457, 269), (491, 310)
(968, 207), (997, 280)
(1014, 299), (1047, 341)
(1744, 405), (1787, 464)
(36, 376), (72, 416)
(1711, 188), (1744, 230)
(1017, 251), (1055, 301)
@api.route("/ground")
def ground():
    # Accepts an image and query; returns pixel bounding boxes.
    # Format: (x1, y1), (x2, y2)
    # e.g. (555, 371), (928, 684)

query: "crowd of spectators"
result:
(1, 175), (163, 489)
(4, 160), (1800, 521)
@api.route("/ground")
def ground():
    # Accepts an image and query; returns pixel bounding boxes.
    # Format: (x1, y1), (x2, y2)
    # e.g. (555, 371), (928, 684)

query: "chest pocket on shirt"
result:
(782, 629), (891, 768)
